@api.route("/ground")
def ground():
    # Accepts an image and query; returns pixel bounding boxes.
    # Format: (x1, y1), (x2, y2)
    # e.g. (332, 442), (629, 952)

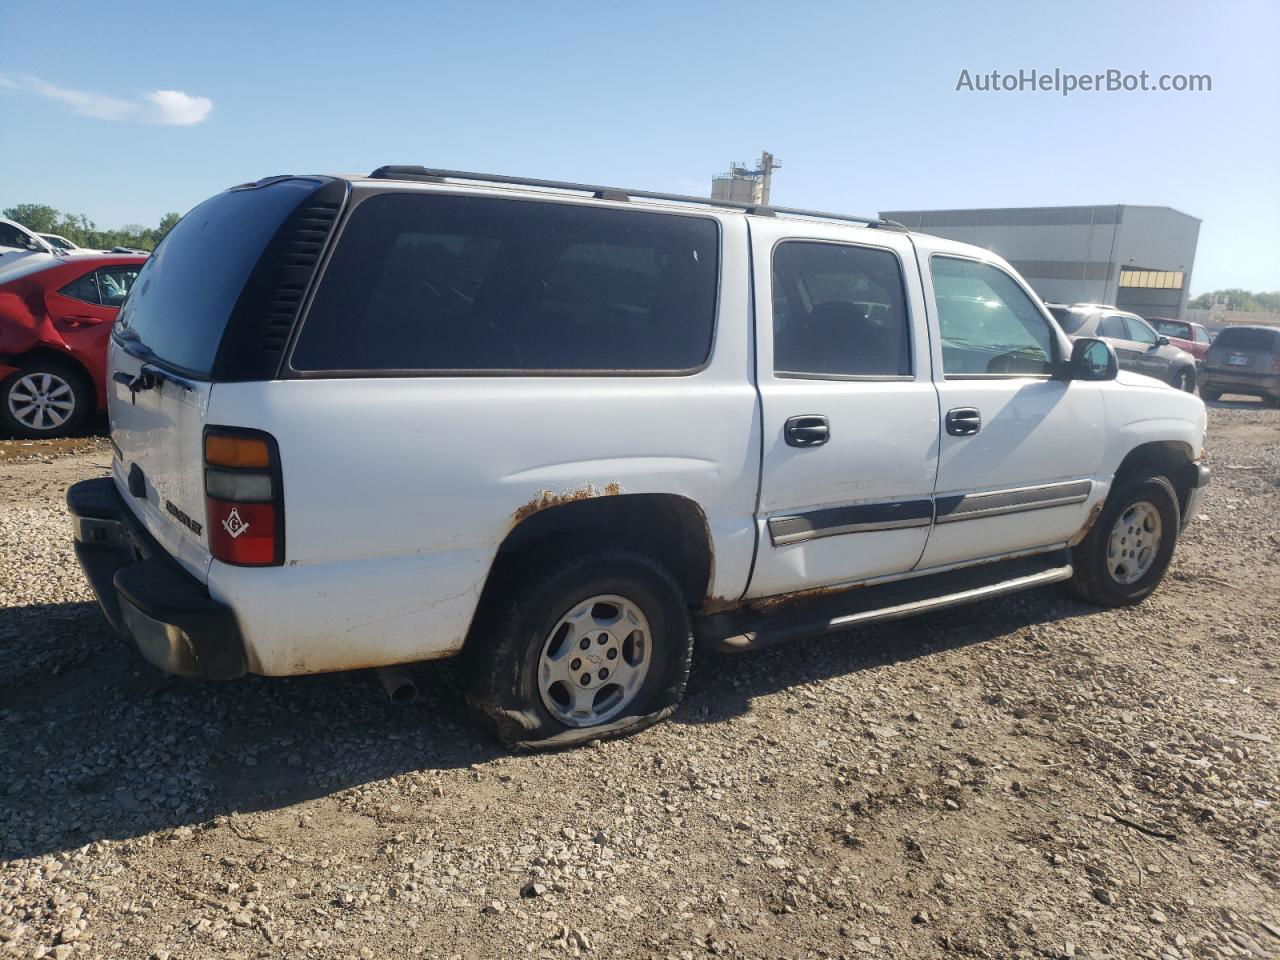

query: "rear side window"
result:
(771, 241), (911, 377)
(1048, 306), (1088, 334)
(59, 272), (100, 305)
(932, 257), (1056, 376)
(98, 266), (141, 307)
(291, 194), (719, 373)
(115, 179), (324, 377)
(1098, 314), (1128, 339)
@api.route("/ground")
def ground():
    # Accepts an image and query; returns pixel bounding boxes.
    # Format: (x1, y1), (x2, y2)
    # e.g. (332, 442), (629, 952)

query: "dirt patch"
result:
(0, 434), (109, 463)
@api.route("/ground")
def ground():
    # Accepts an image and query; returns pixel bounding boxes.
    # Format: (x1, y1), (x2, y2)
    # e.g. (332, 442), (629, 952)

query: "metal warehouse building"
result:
(879, 205), (1200, 320)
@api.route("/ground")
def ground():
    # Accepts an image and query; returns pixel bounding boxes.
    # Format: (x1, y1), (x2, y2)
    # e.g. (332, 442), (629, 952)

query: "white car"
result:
(67, 167), (1210, 748)
(0, 217), (58, 279)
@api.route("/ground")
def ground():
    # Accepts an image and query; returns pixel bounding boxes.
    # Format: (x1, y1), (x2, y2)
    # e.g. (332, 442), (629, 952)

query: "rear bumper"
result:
(67, 477), (247, 679)
(1182, 462), (1211, 528)
(1201, 369), (1280, 396)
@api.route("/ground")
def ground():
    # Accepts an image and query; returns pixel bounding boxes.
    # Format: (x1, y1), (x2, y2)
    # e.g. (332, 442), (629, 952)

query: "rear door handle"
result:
(945, 407), (981, 437)
(785, 415), (830, 447)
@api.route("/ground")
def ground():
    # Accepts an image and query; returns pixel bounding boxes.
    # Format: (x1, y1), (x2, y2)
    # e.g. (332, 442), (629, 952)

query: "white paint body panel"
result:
(107, 339), (215, 582)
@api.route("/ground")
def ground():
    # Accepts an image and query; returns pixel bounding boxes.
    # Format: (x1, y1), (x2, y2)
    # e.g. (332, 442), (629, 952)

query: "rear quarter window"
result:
(115, 179), (326, 377)
(290, 193), (720, 374)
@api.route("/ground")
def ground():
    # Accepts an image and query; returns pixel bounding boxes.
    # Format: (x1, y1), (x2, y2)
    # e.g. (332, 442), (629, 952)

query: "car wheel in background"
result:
(1199, 387), (1222, 402)
(1171, 366), (1196, 393)
(464, 547), (693, 750)
(1069, 473), (1180, 607)
(0, 359), (91, 439)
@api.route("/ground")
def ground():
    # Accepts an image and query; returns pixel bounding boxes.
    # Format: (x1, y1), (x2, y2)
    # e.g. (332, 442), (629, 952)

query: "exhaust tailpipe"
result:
(376, 667), (419, 706)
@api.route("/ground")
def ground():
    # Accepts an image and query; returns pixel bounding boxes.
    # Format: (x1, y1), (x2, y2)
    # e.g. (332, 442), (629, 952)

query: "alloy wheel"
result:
(1106, 500), (1163, 585)
(7, 372), (77, 432)
(537, 594), (652, 727)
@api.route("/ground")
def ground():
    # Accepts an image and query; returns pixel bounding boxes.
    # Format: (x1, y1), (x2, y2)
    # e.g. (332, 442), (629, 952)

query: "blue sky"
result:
(1, 0), (1276, 293)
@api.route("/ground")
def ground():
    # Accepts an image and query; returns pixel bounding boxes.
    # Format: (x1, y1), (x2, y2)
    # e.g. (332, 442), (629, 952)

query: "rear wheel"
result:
(0, 360), (91, 439)
(1199, 386), (1222, 403)
(464, 547), (693, 749)
(1069, 473), (1180, 607)
(1171, 366), (1196, 393)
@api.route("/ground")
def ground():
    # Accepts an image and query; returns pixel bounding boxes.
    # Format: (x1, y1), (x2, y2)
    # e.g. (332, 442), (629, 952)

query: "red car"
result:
(1148, 317), (1212, 363)
(0, 254), (147, 437)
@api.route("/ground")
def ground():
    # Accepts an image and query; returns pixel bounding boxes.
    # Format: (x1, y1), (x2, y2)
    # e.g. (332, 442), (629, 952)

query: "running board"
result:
(698, 551), (1073, 653)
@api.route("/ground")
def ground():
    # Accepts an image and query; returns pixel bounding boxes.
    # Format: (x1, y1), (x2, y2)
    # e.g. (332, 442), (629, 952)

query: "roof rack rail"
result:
(367, 165), (905, 230)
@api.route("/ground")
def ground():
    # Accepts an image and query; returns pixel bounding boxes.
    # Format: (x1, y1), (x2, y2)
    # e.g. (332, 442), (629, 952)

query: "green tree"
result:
(1, 203), (184, 252)
(1188, 289), (1280, 311)
(2, 203), (61, 234)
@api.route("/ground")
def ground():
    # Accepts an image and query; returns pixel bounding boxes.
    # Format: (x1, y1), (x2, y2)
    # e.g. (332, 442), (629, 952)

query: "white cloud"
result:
(144, 89), (213, 126)
(0, 74), (212, 126)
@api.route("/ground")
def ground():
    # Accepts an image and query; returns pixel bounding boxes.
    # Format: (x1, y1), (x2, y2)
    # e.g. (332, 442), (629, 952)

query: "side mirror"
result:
(1157, 335), (1170, 346)
(1068, 337), (1118, 381)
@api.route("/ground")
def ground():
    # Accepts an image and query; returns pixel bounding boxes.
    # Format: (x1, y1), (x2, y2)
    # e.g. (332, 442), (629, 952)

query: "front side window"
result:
(1125, 317), (1158, 346)
(932, 257), (1055, 376)
(292, 194), (719, 373)
(771, 241), (911, 377)
(1194, 326), (1211, 344)
(59, 272), (101, 304)
(0, 223), (42, 251)
(97, 266), (141, 307)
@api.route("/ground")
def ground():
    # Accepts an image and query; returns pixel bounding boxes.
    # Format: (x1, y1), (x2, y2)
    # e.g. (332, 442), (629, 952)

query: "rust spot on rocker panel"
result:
(746, 580), (866, 613)
(1067, 499), (1105, 547)
(510, 482), (624, 525)
(701, 581), (866, 617)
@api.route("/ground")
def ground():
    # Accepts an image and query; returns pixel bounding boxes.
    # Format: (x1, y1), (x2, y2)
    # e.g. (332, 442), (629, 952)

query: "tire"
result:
(1200, 387), (1222, 403)
(1171, 366), (1196, 393)
(0, 359), (91, 439)
(464, 547), (693, 750)
(1069, 473), (1180, 607)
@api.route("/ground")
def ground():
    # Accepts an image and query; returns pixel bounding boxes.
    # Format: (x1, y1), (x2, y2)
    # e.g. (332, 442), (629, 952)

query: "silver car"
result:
(1047, 304), (1198, 392)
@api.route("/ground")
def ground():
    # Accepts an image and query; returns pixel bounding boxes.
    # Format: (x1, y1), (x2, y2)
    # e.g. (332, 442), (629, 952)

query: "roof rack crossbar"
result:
(366, 165), (905, 229)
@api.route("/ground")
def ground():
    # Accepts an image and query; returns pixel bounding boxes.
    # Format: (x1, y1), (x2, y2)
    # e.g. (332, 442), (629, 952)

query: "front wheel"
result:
(1171, 366), (1196, 393)
(1069, 474), (1180, 607)
(464, 548), (693, 749)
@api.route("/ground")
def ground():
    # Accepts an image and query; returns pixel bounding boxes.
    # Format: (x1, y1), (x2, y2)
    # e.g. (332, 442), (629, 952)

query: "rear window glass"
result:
(115, 179), (321, 376)
(291, 194), (719, 373)
(1150, 319), (1190, 338)
(1212, 327), (1277, 351)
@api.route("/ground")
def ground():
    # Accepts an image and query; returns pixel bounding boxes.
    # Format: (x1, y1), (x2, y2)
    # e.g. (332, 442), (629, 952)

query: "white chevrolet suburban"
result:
(67, 167), (1210, 749)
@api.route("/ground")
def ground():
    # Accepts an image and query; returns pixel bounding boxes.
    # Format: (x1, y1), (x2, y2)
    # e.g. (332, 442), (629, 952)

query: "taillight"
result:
(204, 428), (283, 566)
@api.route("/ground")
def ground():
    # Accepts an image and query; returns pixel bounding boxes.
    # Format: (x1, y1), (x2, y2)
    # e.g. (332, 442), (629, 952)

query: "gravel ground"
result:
(1, 404), (1277, 960)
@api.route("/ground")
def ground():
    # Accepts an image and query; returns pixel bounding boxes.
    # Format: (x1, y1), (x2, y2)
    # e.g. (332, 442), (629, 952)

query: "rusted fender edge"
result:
(510, 481), (624, 526)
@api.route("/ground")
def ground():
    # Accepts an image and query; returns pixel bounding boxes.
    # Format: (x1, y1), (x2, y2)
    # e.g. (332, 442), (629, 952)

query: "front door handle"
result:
(785, 415), (830, 447)
(945, 407), (981, 437)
